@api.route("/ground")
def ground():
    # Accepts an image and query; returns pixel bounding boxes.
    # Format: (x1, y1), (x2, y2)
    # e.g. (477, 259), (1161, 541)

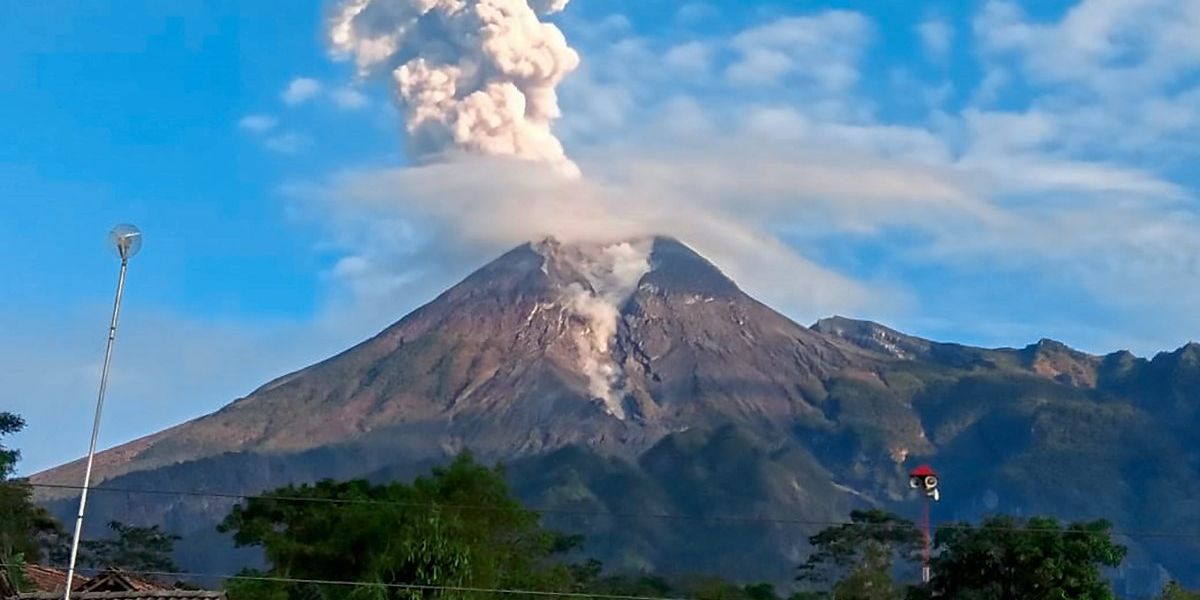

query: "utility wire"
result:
(0, 563), (687, 600)
(17, 481), (1200, 540)
(0, 564), (1177, 600)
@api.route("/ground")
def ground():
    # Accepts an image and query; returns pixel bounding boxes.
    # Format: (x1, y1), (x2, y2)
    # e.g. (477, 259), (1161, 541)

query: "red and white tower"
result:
(908, 464), (941, 584)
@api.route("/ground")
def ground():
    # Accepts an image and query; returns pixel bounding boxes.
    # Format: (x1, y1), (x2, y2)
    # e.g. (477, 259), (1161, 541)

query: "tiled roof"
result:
(75, 569), (162, 593)
(2, 567), (226, 600)
(18, 592), (226, 599)
(16, 565), (88, 593)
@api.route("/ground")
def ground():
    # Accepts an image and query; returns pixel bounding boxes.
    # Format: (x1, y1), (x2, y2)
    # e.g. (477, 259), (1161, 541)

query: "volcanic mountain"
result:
(33, 237), (1200, 591)
(35, 237), (883, 489)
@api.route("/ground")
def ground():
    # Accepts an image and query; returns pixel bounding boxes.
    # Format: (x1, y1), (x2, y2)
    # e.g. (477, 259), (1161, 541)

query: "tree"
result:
(1, 411), (68, 575)
(81, 520), (181, 572)
(920, 516), (1126, 600)
(744, 582), (780, 600)
(828, 544), (904, 600)
(570, 566), (675, 600)
(218, 453), (578, 600)
(1159, 582), (1200, 600)
(796, 509), (922, 599)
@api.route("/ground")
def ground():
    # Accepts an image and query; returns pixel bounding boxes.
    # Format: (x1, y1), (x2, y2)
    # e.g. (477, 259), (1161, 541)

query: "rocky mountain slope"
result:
(33, 237), (1200, 590)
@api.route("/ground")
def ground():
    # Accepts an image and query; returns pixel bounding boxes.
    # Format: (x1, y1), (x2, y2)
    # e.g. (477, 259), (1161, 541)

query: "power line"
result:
(0, 564), (687, 600)
(2, 564), (1178, 600)
(19, 481), (1200, 540)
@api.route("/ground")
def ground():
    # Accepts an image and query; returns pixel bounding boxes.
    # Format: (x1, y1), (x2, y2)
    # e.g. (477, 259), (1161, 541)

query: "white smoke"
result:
(541, 239), (653, 419)
(327, 0), (581, 176)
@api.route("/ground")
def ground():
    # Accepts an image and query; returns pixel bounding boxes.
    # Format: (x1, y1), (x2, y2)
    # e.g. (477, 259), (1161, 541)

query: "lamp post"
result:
(63, 224), (142, 600)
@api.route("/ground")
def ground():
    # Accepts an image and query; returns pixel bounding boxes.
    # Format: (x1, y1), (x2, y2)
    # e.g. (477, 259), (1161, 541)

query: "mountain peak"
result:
(530, 236), (655, 295)
(1020, 338), (1100, 388)
(811, 316), (933, 360)
(1023, 338), (1089, 355)
(641, 236), (742, 299)
(521, 235), (742, 301)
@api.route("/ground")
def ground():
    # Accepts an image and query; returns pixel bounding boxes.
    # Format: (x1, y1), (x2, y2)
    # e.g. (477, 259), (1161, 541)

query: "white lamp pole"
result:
(63, 224), (142, 600)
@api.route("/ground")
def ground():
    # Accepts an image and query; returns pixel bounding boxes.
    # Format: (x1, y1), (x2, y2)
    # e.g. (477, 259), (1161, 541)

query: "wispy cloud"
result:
(971, 0), (1200, 161)
(331, 87), (369, 110)
(726, 12), (871, 91)
(237, 114), (278, 133)
(281, 77), (323, 105)
(917, 18), (953, 63)
(663, 42), (712, 78)
(675, 2), (716, 24)
(308, 2), (1200, 355)
(264, 132), (312, 154)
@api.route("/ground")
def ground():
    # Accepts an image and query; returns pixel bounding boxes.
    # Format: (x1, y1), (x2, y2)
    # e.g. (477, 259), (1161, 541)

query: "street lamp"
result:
(62, 224), (142, 600)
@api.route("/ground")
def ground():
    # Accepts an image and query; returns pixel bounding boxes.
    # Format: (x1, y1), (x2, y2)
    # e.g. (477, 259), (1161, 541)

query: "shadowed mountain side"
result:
(41, 425), (865, 584)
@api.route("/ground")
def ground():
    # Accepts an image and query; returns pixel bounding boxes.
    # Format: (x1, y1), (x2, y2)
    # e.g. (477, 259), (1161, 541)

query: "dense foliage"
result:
(919, 516), (1126, 600)
(1, 411), (66, 584)
(0, 420), (1163, 599)
(81, 520), (181, 572)
(795, 509), (922, 600)
(218, 453), (581, 600)
(1160, 582), (1200, 600)
(791, 511), (1130, 600)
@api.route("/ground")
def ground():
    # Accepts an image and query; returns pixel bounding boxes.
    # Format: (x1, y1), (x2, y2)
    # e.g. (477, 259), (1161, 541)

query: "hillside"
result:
(33, 237), (1200, 590)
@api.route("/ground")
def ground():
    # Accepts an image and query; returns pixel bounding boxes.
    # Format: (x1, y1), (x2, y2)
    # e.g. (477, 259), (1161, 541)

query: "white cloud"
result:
(725, 48), (794, 87)
(656, 96), (715, 137)
(295, 5), (1190, 353)
(264, 132), (312, 154)
(976, 0), (1200, 91)
(298, 97), (998, 325)
(238, 114), (278, 133)
(281, 77), (323, 105)
(971, 0), (1200, 161)
(556, 41), (645, 143)
(664, 42), (712, 77)
(917, 18), (954, 63)
(675, 2), (717, 24)
(331, 87), (369, 110)
(594, 13), (633, 36)
(307, 1), (1200, 353)
(726, 11), (872, 90)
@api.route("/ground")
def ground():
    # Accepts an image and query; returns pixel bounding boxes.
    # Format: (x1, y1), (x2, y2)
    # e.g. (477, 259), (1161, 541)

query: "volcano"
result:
(34, 237), (885, 488)
(33, 237), (1200, 591)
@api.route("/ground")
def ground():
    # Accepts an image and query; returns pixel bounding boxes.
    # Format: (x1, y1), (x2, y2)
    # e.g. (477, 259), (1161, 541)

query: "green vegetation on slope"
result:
(1, 411), (67, 589)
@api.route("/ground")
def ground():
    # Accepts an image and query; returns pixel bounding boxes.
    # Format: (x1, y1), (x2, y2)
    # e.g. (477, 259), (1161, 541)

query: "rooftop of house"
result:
(11, 565), (88, 595)
(1, 566), (225, 600)
(17, 591), (226, 600)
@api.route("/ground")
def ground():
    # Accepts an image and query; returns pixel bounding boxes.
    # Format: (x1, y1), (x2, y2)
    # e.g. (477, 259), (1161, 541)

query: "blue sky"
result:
(4, 0), (1200, 473)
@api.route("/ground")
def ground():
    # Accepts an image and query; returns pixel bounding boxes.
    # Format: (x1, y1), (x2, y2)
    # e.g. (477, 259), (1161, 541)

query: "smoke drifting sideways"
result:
(328, 0), (581, 177)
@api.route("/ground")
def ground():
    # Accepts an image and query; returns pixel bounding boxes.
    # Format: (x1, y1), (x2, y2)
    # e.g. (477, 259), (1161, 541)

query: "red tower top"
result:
(909, 464), (937, 477)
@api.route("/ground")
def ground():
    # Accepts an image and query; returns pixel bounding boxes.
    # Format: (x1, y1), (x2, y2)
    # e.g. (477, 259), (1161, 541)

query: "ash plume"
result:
(328, 0), (581, 176)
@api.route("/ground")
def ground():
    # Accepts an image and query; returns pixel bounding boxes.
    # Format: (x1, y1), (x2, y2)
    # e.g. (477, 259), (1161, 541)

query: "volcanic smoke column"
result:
(328, 0), (581, 176)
